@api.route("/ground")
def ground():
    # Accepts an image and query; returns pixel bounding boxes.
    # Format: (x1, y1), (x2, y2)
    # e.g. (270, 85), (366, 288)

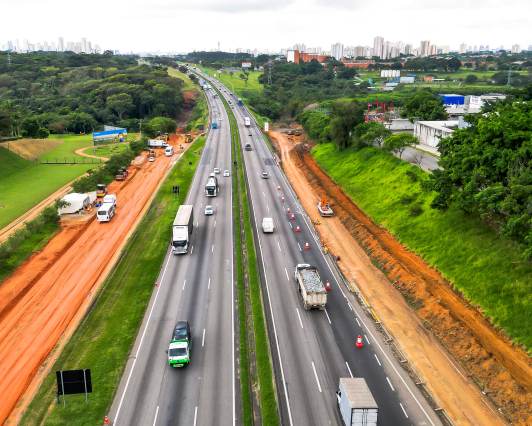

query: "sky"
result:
(2, 0), (531, 53)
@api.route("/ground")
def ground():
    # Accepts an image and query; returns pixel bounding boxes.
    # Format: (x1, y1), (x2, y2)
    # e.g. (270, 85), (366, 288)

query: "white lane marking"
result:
(201, 202), (202, 207)
(348, 303), (352, 311)
(202, 329), (206, 347)
(208, 278), (211, 289)
(324, 309), (331, 324)
(346, 362), (353, 378)
(399, 403), (409, 418)
(114, 249), (173, 424)
(296, 308), (303, 328)
(285, 268), (290, 282)
(191, 246), (194, 254)
(152, 406), (159, 426)
(387, 377), (395, 391)
(278, 242), (281, 251)
(263, 192), (265, 197)
(197, 221), (199, 227)
(214, 220), (216, 227)
(355, 317), (361, 326)
(374, 354), (382, 366)
(212, 244), (214, 253)
(183, 280), (186, 290)
(312, 362), (322, 392)
(193, 406), (198, 426)
(267, 205), (270, 211)
(297, 243), (301, 251)
(364, 334), (370, 345)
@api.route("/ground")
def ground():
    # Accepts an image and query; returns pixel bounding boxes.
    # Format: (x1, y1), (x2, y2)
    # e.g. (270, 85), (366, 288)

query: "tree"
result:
(448, 57), (462, 72)
(339, 67), (358, 79)
(239, 70), (249, 86)
(37, 127), (50, 139)
(21, 117), (40, 138)
(401, 90), (448, 121)
(390, 62), (403, 70)
(383, 133), (417, 158)
(465, 74), (479, 84)
(103, 50), (114, 56)
(42, 66), (60, 92)
(107, 93), (134, 120)
(353, 121), (391, 148)
(0, 108), (12, 138)
(464, 62), (473, 68)
(329, 99), (365, 151)
(410, 150), (426, 168)
(422, 101), (532, 259)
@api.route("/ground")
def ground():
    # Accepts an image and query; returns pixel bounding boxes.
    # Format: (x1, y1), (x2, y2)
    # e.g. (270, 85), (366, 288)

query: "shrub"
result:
(42, 206), (60, 224)
(409, 203), (423, 216)
(405, 170), (419, 182)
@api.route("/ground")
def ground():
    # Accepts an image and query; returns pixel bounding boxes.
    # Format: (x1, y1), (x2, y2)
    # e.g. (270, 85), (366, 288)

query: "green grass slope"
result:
(313, 143), (532, 350)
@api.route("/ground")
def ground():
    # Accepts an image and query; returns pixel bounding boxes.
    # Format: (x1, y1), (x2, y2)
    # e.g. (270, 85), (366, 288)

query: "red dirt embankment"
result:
(0, 146), (179, 425)
(271, 129), (532, 425)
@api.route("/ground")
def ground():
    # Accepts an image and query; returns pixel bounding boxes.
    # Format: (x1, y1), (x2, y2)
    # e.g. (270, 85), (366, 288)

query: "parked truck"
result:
(336, 378), (378, 426)
(244, 117), (250, 127)
(294, 264), (327, 310)
(171, 205), (194, 254)
(318, 198), (333, 217)
(147, 139), (168, 148)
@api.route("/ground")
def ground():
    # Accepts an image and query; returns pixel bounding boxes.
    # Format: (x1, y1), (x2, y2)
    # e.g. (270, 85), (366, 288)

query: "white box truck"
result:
(336, 378), (378, 426)
(172, 205), (194, 254)
(262, 218), (274, 233)
(103, 194), (117, 207)
(294, 264), (327, 310)
(147, 139), (168, 148)
(244, 117), (251, 127)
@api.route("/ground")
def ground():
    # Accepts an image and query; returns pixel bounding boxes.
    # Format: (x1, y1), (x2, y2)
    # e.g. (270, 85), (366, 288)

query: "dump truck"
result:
(336, 378), (378, 426)
(186, 133), (193, 143)
(171, 205), (194, 254)
(96, 184), (107, 198)
(294, 264), (327, 310)
(167, 320), (192, 368)
(318, 198), (333, 217)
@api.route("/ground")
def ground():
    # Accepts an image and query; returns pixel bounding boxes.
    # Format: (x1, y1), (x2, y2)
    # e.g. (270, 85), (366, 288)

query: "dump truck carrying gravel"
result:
(294, 264), (327, 310)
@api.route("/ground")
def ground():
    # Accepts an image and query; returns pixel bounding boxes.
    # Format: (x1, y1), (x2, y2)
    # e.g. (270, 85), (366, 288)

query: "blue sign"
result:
(92, 128), (127, 145)
(369, 78), (373, 84)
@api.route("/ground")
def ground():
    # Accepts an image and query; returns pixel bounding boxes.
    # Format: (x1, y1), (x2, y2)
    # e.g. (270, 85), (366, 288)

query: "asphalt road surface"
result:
(401, 147), (439, 172)
(109, 90), (237, 426)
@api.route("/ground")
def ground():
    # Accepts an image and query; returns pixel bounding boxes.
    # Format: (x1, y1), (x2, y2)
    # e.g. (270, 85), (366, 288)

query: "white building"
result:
(459, 42), (467, 54)
(420, 40), (430, 57)
(58, 37), (64, 52)
(373, 36), (384, 58)
(511, 44), (521, 53)
(330, 42), (343, 60)
(414, 121), (458, 148)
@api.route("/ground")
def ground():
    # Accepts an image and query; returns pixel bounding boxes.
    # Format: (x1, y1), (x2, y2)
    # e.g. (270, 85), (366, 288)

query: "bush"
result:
(408, 203), (423, 216)
(42, 206), (60, 224)
(37, 127), (50, 139)
(398, 194), (415, 205)
(405, 170), (419, 182)
(465, 74), (479, 84)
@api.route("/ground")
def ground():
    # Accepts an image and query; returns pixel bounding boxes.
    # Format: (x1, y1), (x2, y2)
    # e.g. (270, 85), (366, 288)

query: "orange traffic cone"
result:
(281, 196), (285, 202)
(296, 225), (300, 232)
(291, 213), (295, 220)
(104, 415), (110, 424)
(325, 280), (331, 291)
(287, 206), (290, 214)
(305, 242), (309, 249)
(356, 335), (363, 348)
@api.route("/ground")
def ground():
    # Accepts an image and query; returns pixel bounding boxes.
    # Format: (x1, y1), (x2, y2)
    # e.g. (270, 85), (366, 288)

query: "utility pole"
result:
(268, 60), (273, 85)
(507, 66), (512, 87)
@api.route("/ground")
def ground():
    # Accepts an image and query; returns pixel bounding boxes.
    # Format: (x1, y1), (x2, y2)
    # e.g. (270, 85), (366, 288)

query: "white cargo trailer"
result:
(337, 378), (378, 426)
(172, 205), (194, 254)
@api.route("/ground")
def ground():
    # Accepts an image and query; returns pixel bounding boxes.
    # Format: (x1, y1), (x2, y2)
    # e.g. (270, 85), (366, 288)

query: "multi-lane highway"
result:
(110, 68), (444, 426)
(109, 89), (237, 425)
(208, 71), (443, 426)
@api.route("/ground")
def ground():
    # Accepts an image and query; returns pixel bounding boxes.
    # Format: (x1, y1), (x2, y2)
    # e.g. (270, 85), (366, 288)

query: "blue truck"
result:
(212, 122), (218, 129)
(238, 98), (243, 105)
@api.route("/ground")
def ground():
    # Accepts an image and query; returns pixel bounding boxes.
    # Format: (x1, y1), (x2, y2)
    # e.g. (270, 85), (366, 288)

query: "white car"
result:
(214, 168), (220, 174)
(205, 205), (213, 215)
(223, 170), (230, 177)
(261, 173), (269, 179)
(149, 156), (155, 162)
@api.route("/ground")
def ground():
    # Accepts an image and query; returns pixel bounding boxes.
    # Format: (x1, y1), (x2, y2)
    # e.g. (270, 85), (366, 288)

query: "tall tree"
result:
(329, 99), (365, 151)
(401, 90), (448, 121)
(382, 133), (418, 158)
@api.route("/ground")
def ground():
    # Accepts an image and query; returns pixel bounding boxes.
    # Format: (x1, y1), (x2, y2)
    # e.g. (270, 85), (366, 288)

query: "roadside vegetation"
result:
(19, 136), (206, 426)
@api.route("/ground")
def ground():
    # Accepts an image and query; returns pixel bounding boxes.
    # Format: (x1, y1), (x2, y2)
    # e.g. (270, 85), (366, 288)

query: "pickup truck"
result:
(294, 264), (327, 310)
(262, 218), (274, 233)
(318, 199), (333, 217)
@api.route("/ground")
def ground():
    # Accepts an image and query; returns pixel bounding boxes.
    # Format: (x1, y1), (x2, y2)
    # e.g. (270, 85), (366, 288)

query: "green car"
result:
(168, 320), (192, 367)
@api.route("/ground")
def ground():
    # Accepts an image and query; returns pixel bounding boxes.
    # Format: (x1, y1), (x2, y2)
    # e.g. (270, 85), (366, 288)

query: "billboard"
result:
(92, 128), (127, 146)
(469, 96), (483, 107)
(242, 62), (251, 68)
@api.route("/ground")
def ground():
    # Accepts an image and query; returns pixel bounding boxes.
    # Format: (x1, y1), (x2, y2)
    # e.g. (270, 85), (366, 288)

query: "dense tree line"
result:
(423, 84), (532, 259)
(0, 52), (185, 139)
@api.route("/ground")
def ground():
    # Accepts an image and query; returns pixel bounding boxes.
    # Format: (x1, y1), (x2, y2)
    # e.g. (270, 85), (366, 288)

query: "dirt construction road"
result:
(0, 147), (176, 425)
(270, 130), (514, 426)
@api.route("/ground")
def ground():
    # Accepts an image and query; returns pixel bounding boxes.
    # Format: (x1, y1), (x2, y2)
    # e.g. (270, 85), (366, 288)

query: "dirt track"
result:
(270, 130), (532, 425)
(0, 139), (184, 425)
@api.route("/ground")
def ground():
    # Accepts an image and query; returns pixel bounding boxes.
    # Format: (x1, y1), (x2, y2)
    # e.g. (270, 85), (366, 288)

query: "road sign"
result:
(56, 369), (92, 407)
(173, 186), (179, 194)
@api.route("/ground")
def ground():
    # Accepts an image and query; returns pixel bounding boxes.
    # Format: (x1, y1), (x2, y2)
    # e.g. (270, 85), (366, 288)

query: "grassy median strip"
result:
(19, 137), (206, 426)
(213, 81), (278, 425)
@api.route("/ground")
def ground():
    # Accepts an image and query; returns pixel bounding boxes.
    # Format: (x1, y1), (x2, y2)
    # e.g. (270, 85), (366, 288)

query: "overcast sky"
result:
(3, 0), (531, 53)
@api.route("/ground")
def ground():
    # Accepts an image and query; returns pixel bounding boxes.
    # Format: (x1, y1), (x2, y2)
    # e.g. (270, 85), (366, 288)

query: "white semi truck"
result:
(147, 139), (168, 148)
(171, 205), (194, 254)
(336, 378), (378, 426)
(294, 264), (327, 310)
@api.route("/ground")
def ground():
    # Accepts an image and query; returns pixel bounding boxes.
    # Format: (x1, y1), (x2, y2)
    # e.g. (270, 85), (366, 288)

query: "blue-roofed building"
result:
(437, 94), (465, 105)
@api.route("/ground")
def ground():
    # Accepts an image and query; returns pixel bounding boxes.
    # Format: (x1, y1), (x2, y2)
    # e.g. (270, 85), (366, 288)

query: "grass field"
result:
(82, 142), (130, 159)
(19, 137), (207, 426)
(167, 67), (196, 91)
(312, 143), (532, 351)
(0, 147), (98, 230)
(198, 66), (264, 98)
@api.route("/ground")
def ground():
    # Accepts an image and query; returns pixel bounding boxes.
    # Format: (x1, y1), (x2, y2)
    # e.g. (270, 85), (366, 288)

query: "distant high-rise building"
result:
(81, 37), (88, 53)
(404, 44), (413, 55)
(420, 40), (430, 57)
(373, 36), (384, 58)
(459, 42), (467, 54)
(354, 45), (364, 57)
(23, 39), (29, 53)
(7, 41), (13, 51)
(429, 44), (438, 56)
(511, 44), (521, 53)
(343, 46), (355, 58)
(58, 37), (64, 52)
(330, 42), (343, 60)
(485, 45), (490, 51)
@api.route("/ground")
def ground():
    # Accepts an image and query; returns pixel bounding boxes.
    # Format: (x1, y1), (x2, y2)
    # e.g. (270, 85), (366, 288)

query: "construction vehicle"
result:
(295, 129), (302, 136)
(96, 184), (107, 198)
(186, 133), (193, 143)
(336, 378), (378, 426)
(294, 264), (327, 310)
(287, 130), (294, 135)
(115, 166), (128, 181)
(318, 198), (333, 217)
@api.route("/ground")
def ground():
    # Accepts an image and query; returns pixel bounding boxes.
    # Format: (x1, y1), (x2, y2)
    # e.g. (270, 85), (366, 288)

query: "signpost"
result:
(56, 369), (92, 407)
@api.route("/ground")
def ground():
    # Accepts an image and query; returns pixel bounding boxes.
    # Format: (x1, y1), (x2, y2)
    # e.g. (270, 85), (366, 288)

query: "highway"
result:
(109, 89), (237, 426)
(206, 72), (443, 426)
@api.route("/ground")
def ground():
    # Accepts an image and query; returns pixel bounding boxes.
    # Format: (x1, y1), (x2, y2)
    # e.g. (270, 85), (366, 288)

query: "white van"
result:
(165, 146), (174, 156)
(97, 203), (116, 222)
(103, 194), (117, 207)
(262, 218), (274, 233)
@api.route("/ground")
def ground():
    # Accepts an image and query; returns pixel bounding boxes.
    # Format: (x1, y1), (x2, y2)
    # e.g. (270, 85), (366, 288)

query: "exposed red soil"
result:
(270, 129), (532, 425)
(0, 142), (186, 425)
